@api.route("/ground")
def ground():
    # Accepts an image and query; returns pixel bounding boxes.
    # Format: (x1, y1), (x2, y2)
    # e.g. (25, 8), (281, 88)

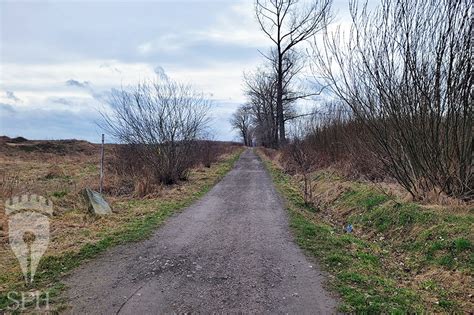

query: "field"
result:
(0, 137), (242, 311)
(257, 148), (473, 313)
(1, 138), (471, 312)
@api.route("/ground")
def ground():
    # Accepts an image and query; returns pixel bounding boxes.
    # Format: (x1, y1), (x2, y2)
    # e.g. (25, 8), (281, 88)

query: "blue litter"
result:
(344, 224), (353, 233)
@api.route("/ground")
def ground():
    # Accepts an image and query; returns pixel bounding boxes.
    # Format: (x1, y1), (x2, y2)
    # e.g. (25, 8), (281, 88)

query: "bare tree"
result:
(244, 68), (278, 147)
(100, 79), (211, 185)
(230, 105), (253, 146)
(314, 0), (473, 200)
(255, 0), (333, 145)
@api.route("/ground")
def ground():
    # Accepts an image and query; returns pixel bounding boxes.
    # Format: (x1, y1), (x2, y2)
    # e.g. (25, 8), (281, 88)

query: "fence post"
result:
(99, 134), (105, 194)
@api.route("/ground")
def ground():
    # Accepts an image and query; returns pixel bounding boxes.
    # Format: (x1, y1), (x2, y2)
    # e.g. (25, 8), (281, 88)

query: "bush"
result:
(101, 79), (211, 186)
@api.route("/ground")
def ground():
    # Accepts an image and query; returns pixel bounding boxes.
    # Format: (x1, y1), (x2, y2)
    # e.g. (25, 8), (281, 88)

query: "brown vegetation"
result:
(241, 0), (472, 202)
(0, 137), (241, 242)
(107, 140), (240, 197)
(313, 0), (472, 201)
(0, 137), (242, 302)
(100, 79), (213, 185)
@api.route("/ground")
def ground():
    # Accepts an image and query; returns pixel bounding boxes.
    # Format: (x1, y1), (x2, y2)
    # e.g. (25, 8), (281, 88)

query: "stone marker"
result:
(81, 188), (112, 215)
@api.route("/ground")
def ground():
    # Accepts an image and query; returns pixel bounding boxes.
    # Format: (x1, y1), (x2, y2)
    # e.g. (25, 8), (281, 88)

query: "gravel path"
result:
(64, 149), (338, 314)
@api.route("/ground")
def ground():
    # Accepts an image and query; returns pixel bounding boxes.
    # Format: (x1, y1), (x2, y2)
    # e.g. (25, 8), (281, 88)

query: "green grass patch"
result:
(341, 187), (472, 272)
(259, 150), (473, 312)
(339, 187), (389, 210)
(52, 190), (68, 198)
(454, 238), (471, 252)
(262, 158), (423, 312)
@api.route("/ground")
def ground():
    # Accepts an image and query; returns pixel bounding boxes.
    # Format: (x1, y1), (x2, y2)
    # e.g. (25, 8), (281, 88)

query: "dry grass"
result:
(0, 138), (242, 307)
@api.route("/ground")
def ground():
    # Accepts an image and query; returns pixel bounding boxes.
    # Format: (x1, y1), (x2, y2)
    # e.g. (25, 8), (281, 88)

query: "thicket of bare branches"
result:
(282, 120), (319, 205)
(101, 79), (211, 186)
(289, 102), (385, 181)
(312, 0), (472, 200)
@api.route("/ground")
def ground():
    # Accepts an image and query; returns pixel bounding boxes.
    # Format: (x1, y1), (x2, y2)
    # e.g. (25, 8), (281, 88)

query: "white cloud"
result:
(5, 90), (21, 102)
(1, 56), (260, 106)
(137, 1), (268, 56)
(0, 57), (260, 140)
(0, 0), (272, 141)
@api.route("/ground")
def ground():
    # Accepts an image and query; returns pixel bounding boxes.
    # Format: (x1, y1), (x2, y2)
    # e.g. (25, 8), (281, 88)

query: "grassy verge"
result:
(257, 150), (473, 313)
(0, 149), (243, 311)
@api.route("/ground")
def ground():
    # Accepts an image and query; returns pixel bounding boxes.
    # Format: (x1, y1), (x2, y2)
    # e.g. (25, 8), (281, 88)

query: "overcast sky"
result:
(0, 0), (355, 142)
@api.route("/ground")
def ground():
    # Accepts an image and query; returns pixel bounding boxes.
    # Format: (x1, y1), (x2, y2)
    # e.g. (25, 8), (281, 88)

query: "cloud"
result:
(206, 100), (242, 140)
(0, 1), (269, 142)
(136, 2), (267, 58)
(5, 91), (21, 102)
(64, 78), (110, 103)
(51, 97), (74, 106)
(136, 30), (265, 57)
(0, 104), (102, 141)
(0, 102), (16, 114)
(90, 88), (119, 103)
(154, 66), (169, 81)
(65, 79), (90, 88)
(99, 62), (122, 74)
(1, 1), (264, 67)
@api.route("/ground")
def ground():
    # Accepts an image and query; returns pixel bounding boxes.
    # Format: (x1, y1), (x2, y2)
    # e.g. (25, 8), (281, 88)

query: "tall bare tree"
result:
(255, 0), (333, 145)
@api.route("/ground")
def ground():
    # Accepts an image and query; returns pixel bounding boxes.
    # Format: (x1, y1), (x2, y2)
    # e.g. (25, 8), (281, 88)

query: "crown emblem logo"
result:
(5, 194), (53, 284)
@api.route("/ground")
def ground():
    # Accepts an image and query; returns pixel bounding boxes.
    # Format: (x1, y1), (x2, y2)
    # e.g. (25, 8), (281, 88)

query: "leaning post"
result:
(99, 134), (105, 194)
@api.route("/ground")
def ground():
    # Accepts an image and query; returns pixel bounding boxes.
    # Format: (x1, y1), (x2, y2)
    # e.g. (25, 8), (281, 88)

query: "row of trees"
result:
(232, 0), (332, 148)
(235, 0), (472, 201)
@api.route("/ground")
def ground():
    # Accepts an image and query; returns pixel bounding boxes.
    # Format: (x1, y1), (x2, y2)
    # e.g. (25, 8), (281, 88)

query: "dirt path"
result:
(64, 149), (338, 314)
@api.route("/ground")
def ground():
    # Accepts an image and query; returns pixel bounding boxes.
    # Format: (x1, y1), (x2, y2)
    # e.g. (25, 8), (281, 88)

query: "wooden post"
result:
(99, 134), (105, 194)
